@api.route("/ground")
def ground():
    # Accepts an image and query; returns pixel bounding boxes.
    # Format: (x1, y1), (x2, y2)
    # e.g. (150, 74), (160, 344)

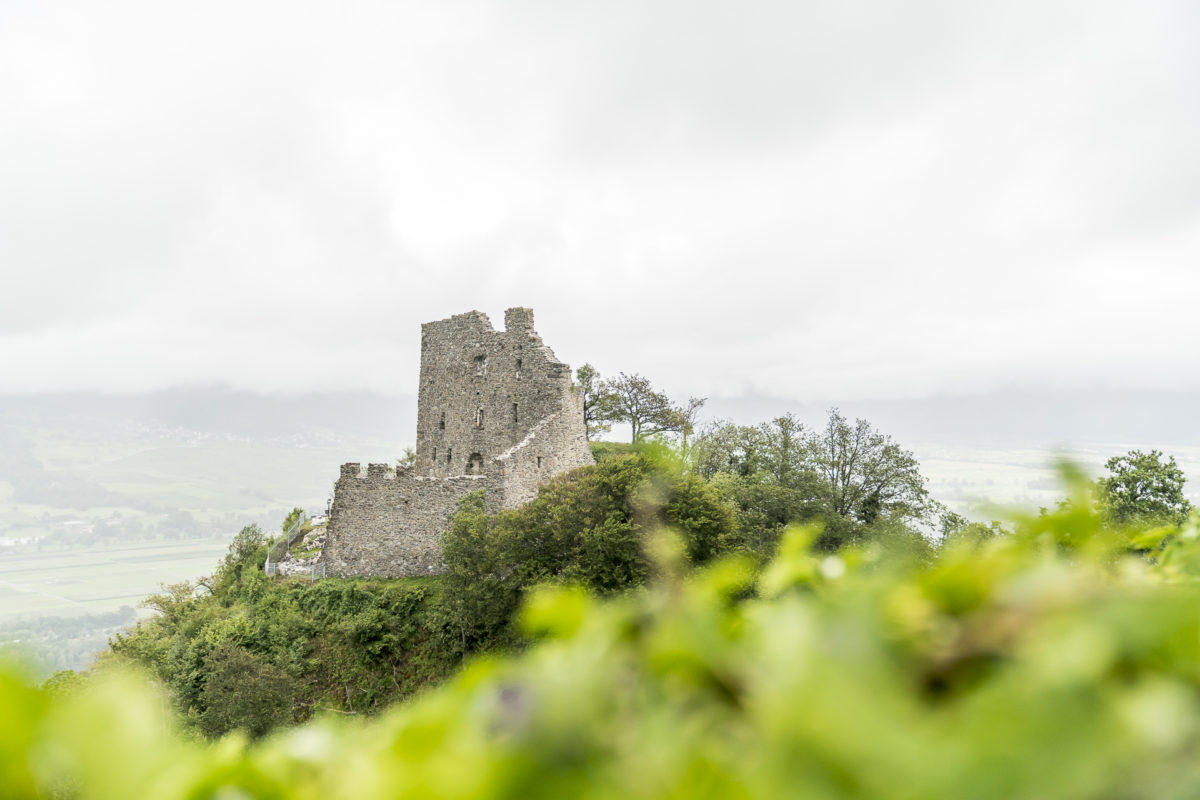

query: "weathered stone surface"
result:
(322, 308), (593, 577)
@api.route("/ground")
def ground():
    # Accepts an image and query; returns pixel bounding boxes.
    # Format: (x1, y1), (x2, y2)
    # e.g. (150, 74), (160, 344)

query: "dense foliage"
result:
(8, 471), (1200, 798)
(441, 451), (734, 650)
(691, 410), (937, 553)
(1097, 448), (1193, 526)
(108, 536), (460, 736)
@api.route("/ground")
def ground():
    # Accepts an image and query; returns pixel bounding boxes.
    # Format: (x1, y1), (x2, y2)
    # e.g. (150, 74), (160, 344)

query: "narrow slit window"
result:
(476, 407), (484, 429)
(439, 412), (445, 430)
(512, 403), (519, 422)
(433, 446), (437, 461)
(516, 358), (522, 371)
(447, 448), (452, 464)
(537, 456), (542, 469)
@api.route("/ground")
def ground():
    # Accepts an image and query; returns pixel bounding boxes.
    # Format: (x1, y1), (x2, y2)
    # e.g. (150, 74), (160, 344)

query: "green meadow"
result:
(0, 539), (232, 620)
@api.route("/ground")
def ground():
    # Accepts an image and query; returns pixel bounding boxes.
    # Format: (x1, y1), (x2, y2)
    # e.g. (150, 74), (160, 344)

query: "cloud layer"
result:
(2, 0), (1197, 402)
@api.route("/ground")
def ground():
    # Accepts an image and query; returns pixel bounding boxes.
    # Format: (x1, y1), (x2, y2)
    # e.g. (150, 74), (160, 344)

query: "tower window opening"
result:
(474, 355), (486, 376)
(537, 456), (542, 469)
(439, 412), (445, 430)
(468, 453), (484, 474)
(476, 407), (485, 429)
(433, 446), (437, 461)
(447, 448), (452, 464)
(516, 358), (522, 371)
(512, 403), (519, 422)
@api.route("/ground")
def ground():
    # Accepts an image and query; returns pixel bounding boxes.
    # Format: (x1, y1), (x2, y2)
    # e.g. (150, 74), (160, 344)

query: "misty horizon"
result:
(4, 383), (1200, 449)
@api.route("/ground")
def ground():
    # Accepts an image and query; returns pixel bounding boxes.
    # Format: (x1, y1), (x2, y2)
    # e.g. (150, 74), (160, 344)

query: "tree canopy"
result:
(813, 409), (931, 525)
(1097, 448), (1192, 526)
(575, 363), (613, 440)
(578, 365), (704, 444)
(440, 453), (734, 648)
(689, 409), (932, 551)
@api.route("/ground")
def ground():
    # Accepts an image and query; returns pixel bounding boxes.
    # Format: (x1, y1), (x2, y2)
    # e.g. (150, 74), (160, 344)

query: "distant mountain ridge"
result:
(705, 387), (1200, 448)
(0, 390), (417, 442)
(3, 385), (1197, 450)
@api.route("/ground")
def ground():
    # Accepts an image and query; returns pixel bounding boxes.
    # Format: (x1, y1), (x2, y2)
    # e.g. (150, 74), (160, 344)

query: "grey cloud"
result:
(0, 0), (1197, 402)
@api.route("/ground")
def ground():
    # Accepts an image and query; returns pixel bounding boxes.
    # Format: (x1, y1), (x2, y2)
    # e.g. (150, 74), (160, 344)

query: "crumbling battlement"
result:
(322, 308), (593, 577)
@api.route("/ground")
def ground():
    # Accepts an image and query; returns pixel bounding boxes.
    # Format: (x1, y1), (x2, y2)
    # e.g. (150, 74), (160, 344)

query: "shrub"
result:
(196, 643), (291, 738)
(440, 454), (736, 643)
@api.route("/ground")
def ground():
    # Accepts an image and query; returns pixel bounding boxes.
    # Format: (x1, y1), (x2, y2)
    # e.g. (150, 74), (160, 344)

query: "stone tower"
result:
(321, 308), (593, 577)
(415, 307), (585, 485)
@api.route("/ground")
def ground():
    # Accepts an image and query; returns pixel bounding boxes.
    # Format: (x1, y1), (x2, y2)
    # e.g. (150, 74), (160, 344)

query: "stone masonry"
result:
(321, 308), (594, 577)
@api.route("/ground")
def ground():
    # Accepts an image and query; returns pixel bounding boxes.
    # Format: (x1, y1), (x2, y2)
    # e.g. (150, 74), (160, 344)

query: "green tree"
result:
(396, 447), (417, 470)
(578, 367), (704, 445)
(491, 455), (652, 595)
(576, 363), (614, 440)
(677, 396), (707, 450)
(691, 417), (823, 556)
(939, 510), (1007, 546)
(196, 643), (291, 739)
(439, 491), (514, 651)
(41, 669), (86, 698)
(601, 373), (682, 443)
(214, 524), (267, 595)
(692, 415), (814, 490)
(809, 409), (931, 544)
(689, 421), (766, 479)
(661, 472), (734, 564)
(757, 414), (812, 489)
(694, 411), (932, 552)
(1097, 449), (1192, 526)
(140, 580), (198, 624)
(441, 454), (735, 638)
(281, 507), (304, 534)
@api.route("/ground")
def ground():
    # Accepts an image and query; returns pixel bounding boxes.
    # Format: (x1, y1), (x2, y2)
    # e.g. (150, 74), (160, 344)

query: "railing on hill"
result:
(264, 514), (308, 575)
(265, 558), (326, 581)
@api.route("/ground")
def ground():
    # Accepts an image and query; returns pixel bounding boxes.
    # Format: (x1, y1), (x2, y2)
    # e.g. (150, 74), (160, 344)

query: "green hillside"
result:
(7, 476), (1200, 798)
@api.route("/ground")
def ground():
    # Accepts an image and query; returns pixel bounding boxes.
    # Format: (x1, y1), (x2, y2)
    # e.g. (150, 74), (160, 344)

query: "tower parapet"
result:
(504, 307), (534, 334)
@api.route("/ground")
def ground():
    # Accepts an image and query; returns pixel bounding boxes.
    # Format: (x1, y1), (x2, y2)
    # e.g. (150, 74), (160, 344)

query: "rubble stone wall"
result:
(322, 463), (496, 578)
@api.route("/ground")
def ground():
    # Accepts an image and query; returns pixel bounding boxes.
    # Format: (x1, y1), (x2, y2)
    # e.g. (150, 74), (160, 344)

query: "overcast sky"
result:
(2, 1), (1197, 404)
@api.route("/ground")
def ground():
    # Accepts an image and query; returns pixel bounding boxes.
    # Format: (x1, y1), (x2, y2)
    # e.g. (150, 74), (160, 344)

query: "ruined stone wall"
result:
(415, 308), (581, 481)
(497, 403), (593, 508)
(321, 463), (497, 578)
(322, 307), (594, 578)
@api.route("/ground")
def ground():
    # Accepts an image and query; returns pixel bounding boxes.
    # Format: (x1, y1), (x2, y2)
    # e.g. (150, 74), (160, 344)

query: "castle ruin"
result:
(321, 308), (593, 577)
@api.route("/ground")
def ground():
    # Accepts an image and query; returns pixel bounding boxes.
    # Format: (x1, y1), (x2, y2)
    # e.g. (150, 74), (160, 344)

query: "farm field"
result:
(914, 442), (1200, 519)
(0, 537), (233, 621)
